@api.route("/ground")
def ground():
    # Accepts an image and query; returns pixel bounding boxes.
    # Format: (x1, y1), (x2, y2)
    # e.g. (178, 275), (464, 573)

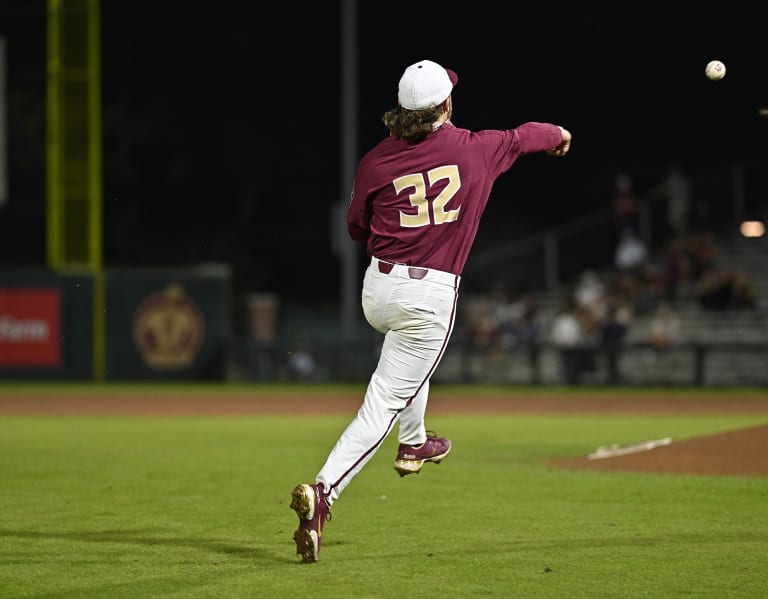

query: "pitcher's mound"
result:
(553, 423), (768, 477)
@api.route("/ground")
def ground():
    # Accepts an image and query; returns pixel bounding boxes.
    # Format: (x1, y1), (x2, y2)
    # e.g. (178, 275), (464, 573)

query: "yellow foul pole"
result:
(46, 0), (105, 381)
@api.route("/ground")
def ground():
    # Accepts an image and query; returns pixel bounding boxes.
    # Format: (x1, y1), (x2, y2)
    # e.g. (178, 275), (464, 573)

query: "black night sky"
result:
(1, 2), (766, 302)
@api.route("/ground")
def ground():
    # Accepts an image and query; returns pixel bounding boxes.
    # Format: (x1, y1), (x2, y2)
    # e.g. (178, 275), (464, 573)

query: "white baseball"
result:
(705, 60), (726, 80)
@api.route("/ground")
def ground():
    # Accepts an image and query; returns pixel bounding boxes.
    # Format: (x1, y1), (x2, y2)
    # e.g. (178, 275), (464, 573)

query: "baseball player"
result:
(291, 59), (572, 563)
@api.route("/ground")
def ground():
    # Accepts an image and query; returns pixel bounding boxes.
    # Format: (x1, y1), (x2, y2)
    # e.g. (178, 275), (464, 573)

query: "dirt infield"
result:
(1, 390), (767, 477)
(552, 423), (768, 477)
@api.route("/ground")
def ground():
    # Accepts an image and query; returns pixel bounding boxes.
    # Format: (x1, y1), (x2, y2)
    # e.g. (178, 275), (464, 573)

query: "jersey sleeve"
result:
(475, 122), (563, 179)
(514, 122), (563, 154)
(347, 168), (371, 241)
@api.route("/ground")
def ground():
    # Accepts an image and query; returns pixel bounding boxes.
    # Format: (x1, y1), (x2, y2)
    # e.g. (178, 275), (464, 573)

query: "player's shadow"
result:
(0, 527), (269, 560)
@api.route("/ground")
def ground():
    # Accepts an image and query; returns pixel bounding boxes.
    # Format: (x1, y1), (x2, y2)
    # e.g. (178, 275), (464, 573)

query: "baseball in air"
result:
(705, 60), (726, 80)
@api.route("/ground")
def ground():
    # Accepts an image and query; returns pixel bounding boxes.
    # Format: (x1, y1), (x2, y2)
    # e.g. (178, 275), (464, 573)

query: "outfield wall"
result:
(3, 264), (767, 386)
(0, 269), (93, 379)
(0, 265), (232, 381)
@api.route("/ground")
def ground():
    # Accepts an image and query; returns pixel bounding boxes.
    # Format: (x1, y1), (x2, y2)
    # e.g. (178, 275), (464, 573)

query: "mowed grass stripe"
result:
(1, 412), (767, 598)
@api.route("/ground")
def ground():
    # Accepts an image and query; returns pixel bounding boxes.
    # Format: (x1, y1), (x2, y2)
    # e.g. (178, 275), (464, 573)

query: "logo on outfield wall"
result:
(132, 283), (205, 369)
(0, 289), (61, 367)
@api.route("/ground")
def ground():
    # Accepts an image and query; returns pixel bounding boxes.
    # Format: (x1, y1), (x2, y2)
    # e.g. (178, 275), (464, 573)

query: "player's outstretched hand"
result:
(547, 127), (572, 157)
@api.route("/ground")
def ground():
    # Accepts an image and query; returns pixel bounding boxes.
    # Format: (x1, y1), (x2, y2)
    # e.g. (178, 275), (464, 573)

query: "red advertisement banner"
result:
(0, 289), (62, 367)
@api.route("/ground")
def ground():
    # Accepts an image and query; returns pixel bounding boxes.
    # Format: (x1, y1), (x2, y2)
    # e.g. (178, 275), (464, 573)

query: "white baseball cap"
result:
(398, 60), (459, 111)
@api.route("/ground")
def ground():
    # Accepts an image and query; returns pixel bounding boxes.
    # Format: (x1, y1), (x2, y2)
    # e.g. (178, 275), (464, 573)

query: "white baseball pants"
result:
(316, 257), (460, 505)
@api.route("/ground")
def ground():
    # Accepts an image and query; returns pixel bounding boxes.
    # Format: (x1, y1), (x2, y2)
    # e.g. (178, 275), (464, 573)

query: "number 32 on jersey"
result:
(394, 165), (461, 228)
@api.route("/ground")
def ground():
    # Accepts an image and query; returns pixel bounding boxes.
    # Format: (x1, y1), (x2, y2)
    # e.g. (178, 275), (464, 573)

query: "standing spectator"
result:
(663, 163), (693, 240)
(599, 294), (633, 385)
(515, 294), (543, 384)
(550, 296), (590, 385)
(650, 163), (693, 242)
(611, 172), (638, 241)
(663, 238), (692, 304)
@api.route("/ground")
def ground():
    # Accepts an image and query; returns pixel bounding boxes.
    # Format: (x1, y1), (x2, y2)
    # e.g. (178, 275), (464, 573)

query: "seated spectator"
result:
(696, 269), (757, 311)
(489, 286), (526, 351)
(649, 301), (682, 350)
(614, 227), (649, 274)
(498, 292), (541, 352)
(574, 269), (606, 325)
(732, 271), (758, 309)
(469, 304), (499, 355)
(688, 231), (717, 280)
(633, 263), (665, 315)
(286, 347), (317, 381)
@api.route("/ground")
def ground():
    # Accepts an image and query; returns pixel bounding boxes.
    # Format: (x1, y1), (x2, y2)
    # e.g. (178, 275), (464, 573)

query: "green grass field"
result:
(1, 385), (767, 598)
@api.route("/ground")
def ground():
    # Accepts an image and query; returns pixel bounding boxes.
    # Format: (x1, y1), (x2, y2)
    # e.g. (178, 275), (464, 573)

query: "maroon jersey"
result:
(348, 121), (562, 275)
